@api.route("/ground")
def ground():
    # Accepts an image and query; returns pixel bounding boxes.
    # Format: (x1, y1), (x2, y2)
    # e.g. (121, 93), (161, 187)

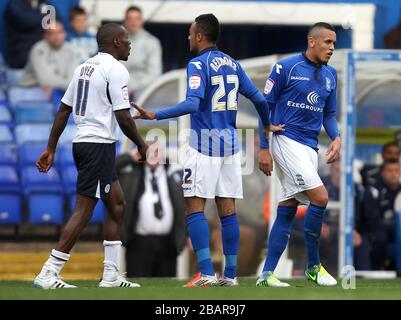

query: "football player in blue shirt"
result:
(257, 22), (341, 287)
(133, 13), (272, 287)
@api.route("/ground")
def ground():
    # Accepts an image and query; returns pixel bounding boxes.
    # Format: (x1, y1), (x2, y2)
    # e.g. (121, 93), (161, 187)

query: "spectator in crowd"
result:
(67, 6), (97, 63)
(384, 14), (401, 49)
(49, 0), (80, 32)
(4, 0), (51, 69)
(355, 159), (401, 270)
(19, 20), (80, 99)
(360, 141), (401, 188)
(116, 142), (186, 277)
(122, 5), (162, 99)
(205, 133), (269, 276)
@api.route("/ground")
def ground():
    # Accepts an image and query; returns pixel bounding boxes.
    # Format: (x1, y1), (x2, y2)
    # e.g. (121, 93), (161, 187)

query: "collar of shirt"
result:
(302, 52), (327, 68)
(198, 46), (219, 56)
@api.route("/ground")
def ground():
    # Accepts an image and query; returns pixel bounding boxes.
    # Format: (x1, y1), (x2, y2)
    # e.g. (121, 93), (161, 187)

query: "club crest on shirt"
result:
(264, 78), (275, 94)
(189, 74), (201, 90)
(122, 86), (129, 101)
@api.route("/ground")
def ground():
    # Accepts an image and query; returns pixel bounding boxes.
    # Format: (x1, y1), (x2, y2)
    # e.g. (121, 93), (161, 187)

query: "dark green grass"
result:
(1, 278), (401, 300)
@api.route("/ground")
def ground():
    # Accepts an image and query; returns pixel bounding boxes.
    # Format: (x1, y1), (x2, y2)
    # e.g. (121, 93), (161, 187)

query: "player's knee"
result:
(310, 190), (328, 208)
(109, 199), (125, 222)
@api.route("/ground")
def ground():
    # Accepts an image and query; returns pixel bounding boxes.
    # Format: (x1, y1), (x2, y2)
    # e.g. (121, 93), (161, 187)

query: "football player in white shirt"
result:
(34, 23), (148, 289)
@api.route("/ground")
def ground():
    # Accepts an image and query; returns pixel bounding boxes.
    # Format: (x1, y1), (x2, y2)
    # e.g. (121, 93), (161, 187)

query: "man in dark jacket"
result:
(4, 0), (51, 68)
(116, 143), (186, 277)
(357, 159), (401, 270)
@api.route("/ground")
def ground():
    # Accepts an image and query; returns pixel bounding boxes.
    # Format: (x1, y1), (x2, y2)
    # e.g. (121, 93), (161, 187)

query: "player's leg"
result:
(257, 198), (298, 287)
(34, 194), (98, 289)
(215, 197), (239, 286)
(182, 147), (220, 287)
(303, 177), (336, 286)
(257, 135), (299, 287)
(184, 196), (218, 287)
(99, 180), (140, 288)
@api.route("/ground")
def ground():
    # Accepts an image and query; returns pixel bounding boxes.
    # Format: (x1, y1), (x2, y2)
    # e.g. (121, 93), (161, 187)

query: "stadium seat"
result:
(0, 166), (20, 193)
(0, 143), (18, 167)
(8, 86), (48, 107)
(28, 194), (64, 224)
(18, 143), (56, 168)
(15, 124), (51, 145)
(58, 145), (74, 167)
(0, 165), (21, 224)
(69, 194), (106, 224)
(6, 69), (24, 87)
(0, 193), (22, 224)
(0, 125), (13, 143)
(0, 106), (12, 126)
(58, 125), (77, 145)
(61, 165), (77, 194)
(14, 102), (54, 124)
(21, 166), (63, 194)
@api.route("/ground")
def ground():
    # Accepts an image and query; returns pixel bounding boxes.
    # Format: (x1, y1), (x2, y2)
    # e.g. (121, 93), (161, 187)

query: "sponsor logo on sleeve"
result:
(264, 78), (275, 94)
(122, 86), (129, 101)
(189, 74), (201, 90)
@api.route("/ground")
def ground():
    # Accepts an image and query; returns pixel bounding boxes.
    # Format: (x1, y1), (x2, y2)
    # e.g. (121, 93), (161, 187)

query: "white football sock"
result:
(103, 240), (122, 281)
(40, 249), (70, 277)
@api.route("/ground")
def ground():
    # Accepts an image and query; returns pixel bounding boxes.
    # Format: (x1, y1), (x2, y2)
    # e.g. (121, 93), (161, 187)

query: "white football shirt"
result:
(61, 52), (131, 143)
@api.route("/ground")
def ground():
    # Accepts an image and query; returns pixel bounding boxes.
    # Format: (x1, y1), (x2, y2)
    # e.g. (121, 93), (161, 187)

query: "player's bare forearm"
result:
(115, 109), (146, 148)
(47, 103), (72, 152)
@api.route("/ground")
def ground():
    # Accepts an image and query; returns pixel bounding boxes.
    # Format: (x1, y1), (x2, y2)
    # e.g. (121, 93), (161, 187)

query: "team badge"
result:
(264, 78), (275, 94)
(189, 74), (201, 90)
(105, 184), (110, 193)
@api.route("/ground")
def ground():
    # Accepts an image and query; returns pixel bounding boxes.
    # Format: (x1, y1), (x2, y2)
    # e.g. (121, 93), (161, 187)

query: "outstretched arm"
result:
(36, 102), (72, 173)
(115, 109), (148, 161)
(132, 96), (201, 120)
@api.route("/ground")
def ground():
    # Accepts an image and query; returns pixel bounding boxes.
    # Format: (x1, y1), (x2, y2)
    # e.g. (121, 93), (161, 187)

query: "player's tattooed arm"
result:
(36, 102), (72, 173)
(115, 109), (148, 161)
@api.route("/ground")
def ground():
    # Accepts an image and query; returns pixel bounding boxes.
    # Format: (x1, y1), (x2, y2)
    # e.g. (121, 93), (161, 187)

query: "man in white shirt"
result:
(33, 23), (148, 289)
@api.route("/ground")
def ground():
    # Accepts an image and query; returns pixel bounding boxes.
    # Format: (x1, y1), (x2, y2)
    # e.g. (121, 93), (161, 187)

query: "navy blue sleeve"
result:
(237, 63), (269, 126)
(155, 96), (201, 120)
(323, 71), (340, 140)
(186, 60), (207, 99)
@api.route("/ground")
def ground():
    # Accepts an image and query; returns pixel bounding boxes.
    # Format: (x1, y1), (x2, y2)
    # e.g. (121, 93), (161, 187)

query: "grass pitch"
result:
(1, 278), (401, 300)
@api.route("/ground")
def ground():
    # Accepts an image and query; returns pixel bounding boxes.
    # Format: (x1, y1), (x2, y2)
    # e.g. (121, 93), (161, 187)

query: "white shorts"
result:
(271, 134), (323, 205)
(182, 146), (243, 199)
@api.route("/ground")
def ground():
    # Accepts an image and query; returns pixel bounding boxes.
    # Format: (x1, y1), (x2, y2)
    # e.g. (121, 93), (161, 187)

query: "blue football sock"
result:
(186, 211), (215, 276)
(304, 203), (326, 269)
(220, 213), (240, 279)
(263, 206), (297, 273)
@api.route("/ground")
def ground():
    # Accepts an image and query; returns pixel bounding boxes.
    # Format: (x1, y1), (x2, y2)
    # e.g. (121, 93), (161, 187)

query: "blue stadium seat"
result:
(69, 194), (106, 224)
(8, 86), (48, 107)
(18, 143), (57, 168)
(0, 166), (20, 193)
(0, 106), (12, 126)
(58, 145), (74, 167)
(58, 124), (76, 145)
(0, 143), (18, 167)
(0, 125), (13, 143)
(15, 102), (54, 124)
(15, 124), (51, 145)
(6, 69), (24, 87)
(28, 194), (64, 224)
(0, 193), (22, 224)
(21, 166), (63, 194)
(61, 165), (77, 194)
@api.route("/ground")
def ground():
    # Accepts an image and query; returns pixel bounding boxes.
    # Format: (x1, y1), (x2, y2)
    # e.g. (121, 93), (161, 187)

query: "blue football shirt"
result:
(186, 47), (265, 156)
(263, 53), (339, 151)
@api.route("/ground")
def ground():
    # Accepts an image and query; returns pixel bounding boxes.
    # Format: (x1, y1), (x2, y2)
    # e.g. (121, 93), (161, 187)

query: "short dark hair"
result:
(195, 13), (220, 43)
(96, 23), (125, 49)
(308, 22), (335, 37)
(382, 141), (401, 154)
(381, 158), (400, 171)
(126, 5), (142, 16)
(70, 6), (87, 21)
